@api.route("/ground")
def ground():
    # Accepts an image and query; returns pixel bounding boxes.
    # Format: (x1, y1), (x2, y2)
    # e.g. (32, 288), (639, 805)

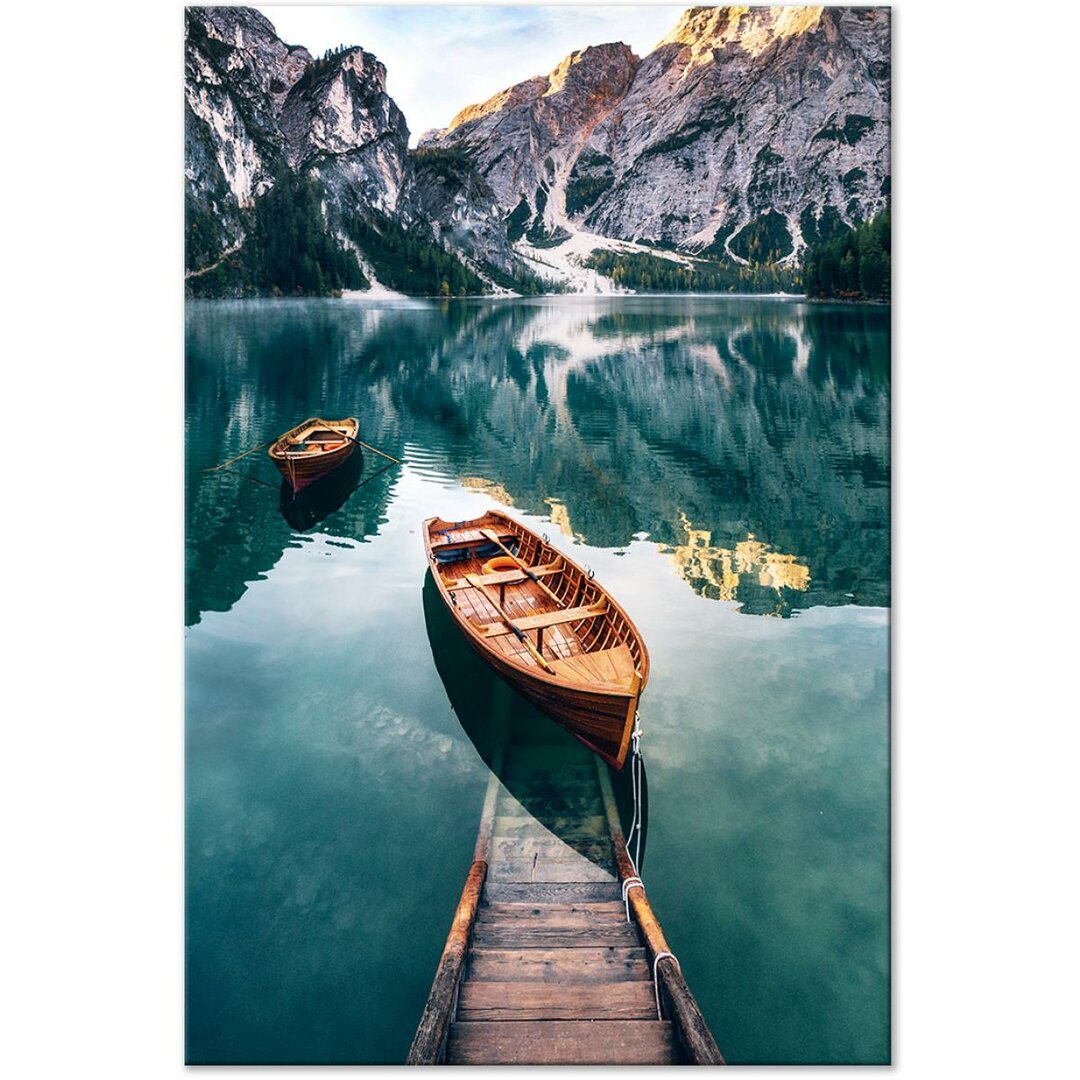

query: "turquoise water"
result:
(185, 295), (889, 1064)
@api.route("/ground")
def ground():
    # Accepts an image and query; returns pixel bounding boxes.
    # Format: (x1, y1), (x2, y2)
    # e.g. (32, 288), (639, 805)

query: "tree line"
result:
(583, 249), (801, 293)
(802, 207), (890, 301)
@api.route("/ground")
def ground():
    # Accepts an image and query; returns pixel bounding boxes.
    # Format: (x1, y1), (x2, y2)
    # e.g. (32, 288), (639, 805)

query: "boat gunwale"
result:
(423, 509), (651, 702)
(267, 416), (359, 461)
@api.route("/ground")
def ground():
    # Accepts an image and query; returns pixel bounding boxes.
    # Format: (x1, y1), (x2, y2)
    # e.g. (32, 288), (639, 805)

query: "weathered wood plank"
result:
(492, 814), (606, 838)
(471, 922), (640, 947)
(486, 856), (616, 883)
(483, 881), (621, 903)
(466, 946), (649, 983)
(490, 836), (612, 862)
(446, 1020), (679, 1065)
(456, 981), (658, 1022)
(478, 900), (627, 922)
(497, 797), (606, 820)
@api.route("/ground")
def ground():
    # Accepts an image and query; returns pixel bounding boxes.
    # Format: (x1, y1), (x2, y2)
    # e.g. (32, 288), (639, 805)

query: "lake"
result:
(185, 295), (890, 1064)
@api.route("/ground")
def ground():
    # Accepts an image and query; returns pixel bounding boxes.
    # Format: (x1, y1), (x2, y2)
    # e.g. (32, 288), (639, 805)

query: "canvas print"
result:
(185, 3), (890, 1065)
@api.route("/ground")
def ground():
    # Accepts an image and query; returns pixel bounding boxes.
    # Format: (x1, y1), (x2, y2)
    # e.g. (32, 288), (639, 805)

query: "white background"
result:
(3, 1), (1077, 1075)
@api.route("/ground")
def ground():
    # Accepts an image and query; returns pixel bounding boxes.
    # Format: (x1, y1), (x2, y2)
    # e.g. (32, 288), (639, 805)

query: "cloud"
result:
(261, 4), (685, 142)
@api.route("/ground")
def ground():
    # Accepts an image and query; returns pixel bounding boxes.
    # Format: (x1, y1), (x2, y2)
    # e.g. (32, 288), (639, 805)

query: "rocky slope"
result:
(423, 5), (890, 264)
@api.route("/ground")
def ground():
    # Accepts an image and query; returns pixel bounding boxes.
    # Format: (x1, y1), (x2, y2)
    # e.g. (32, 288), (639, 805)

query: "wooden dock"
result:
(407, 740), (724, 1065)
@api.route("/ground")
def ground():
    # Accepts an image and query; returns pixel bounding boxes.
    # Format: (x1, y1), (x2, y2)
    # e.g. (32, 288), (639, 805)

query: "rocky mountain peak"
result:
(543, 42), (640, 98)
(278, 46), (407, 172)
(657, 5), (825, 62)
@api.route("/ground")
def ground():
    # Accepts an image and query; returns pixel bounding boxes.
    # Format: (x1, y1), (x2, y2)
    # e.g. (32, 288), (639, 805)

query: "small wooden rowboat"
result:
(268, 417), (359, 490)
(424, 510), (650, 770)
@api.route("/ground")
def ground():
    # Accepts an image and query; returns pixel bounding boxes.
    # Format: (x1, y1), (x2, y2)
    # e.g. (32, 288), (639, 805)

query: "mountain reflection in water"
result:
(186, 296), (888, 625)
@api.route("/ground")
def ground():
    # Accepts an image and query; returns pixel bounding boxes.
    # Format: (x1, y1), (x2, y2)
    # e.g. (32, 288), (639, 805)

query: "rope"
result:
(625, 713), (644, 874)
(621, 876), (644, 922)
(652, 952), (681, 1020)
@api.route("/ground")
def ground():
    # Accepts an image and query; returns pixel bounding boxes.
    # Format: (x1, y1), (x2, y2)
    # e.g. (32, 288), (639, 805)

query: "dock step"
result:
(472, 921), (641, 948)
(456, 981), (658, 1021)
(483, 881), (622, 904)
(446, 1020), (679, 1065)
(466, 946), (650, 983)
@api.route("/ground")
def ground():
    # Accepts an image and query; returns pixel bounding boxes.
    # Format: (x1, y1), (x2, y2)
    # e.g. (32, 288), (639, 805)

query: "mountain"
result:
(423, 6), (890, 264)
(185, 6), (890, 297)
(185, 7), (520, 297)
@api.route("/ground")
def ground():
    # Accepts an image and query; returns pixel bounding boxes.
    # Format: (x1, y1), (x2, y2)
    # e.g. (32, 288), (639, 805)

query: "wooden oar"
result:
(202, 440), (271, 473)
(480, 529), (564, 607)
(470, 579), (558, 676)
(342, 433), (403, 465)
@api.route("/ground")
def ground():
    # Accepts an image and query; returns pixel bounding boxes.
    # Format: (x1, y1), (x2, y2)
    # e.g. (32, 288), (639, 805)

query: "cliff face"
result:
(421, 43), (642, 243)
(422, 6), (890, 261)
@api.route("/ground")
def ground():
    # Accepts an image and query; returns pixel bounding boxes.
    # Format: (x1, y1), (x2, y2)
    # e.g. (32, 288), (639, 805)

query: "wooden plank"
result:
(511, 604), (606, 633)
(484, 881), (621, 903)
(456, 981), (658, 1022)
(489, 836), (612, 862)
(492, 814), (607, 839)
(478, 901), (627, 922)
(498, 793), (604, 817)
(446, 1020), (679, 1065)
(466, 946), (649, 983)
(471, 922), (640, 948)
(486, 857), (616, 884)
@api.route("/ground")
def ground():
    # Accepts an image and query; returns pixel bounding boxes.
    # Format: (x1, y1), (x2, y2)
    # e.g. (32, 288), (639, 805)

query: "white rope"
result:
(652, 951), (681, 1020)
(621, 876), (644, 922)
(625, 713), (644, 875)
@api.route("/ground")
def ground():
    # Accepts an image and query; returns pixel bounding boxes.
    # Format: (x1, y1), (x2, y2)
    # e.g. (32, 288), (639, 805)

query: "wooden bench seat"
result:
(447, 561), (564, 592)
(430, 531), (517, 552)
(480, 604), (607, 639)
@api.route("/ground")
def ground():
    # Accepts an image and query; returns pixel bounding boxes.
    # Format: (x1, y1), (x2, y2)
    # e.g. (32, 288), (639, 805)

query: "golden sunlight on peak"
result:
(444, 76), (548, 134)
(658, 5), (824, 63)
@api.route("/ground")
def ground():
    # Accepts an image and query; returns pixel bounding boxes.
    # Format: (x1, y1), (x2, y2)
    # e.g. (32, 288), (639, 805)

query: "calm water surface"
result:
(185, 295), (889, 1064)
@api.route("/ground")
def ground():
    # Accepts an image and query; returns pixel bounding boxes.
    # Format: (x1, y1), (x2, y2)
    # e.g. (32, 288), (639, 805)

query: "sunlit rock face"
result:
(422, 6), (890, 261)
(421, 43), (642, 242)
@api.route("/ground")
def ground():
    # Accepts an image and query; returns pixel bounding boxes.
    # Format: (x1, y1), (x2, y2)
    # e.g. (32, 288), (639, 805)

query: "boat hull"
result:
(424, 510), (649, 770)
(455, 625), (637, 767)
(268, 417), (359, 491)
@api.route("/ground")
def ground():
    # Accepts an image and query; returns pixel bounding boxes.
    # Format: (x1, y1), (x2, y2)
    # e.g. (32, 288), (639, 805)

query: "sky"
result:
(262, 4), (686, 142)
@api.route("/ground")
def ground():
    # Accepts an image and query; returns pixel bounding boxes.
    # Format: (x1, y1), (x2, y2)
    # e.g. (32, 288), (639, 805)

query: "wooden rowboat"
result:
(267, 417), (359, 490)
(424, 510), (650, 770)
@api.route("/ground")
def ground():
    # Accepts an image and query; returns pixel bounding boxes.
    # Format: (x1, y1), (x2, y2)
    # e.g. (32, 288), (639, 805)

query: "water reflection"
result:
(279, 448), (365, 532)
(661, 513), (812, 617)
(187, 296), (888, 626)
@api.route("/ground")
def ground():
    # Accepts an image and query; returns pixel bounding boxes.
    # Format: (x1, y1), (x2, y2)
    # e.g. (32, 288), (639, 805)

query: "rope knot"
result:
(621, 876), (644, 922)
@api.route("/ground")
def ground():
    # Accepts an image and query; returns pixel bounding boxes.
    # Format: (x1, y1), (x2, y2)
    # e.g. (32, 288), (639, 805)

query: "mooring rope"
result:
(625, 713), (645, 875)
(621, 876), (644, 922)
(652, 951), (681, 1020)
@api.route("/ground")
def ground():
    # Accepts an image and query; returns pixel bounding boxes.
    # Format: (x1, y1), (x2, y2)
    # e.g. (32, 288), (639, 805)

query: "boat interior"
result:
(428, 515), (645, 689)
(283, 425), (351, 454)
